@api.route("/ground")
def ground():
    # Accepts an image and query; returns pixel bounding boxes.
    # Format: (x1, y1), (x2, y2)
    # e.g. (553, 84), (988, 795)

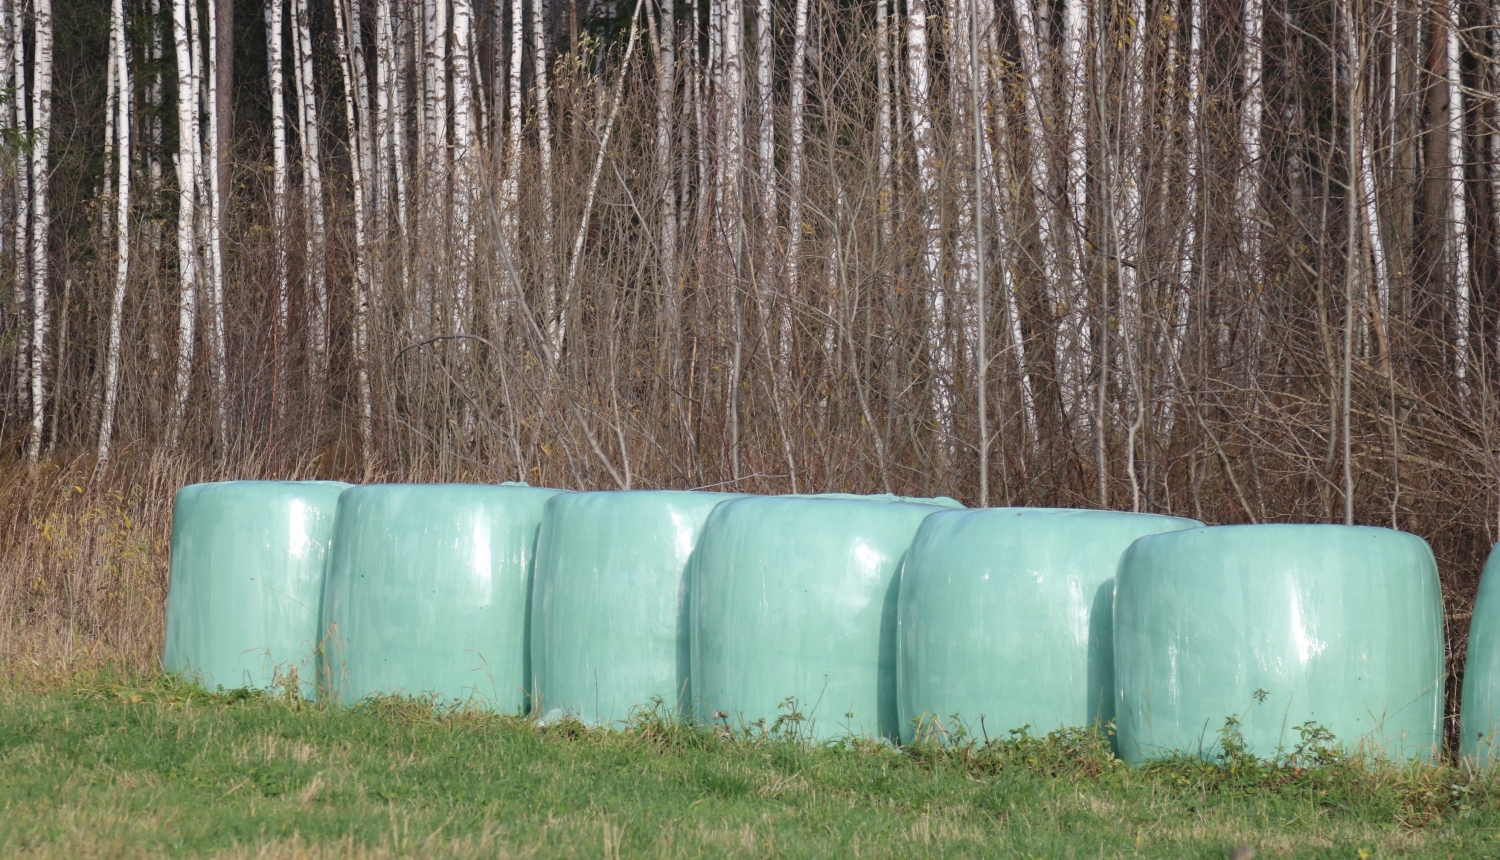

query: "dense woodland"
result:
(3, 0), (1500, 691)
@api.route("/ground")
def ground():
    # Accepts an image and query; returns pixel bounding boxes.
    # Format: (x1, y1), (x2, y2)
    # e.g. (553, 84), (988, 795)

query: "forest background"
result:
(0, 0), (1494, 737)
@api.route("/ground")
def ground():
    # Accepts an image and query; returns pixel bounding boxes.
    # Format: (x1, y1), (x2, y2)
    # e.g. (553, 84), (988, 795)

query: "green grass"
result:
(1, 673), (1498, 858)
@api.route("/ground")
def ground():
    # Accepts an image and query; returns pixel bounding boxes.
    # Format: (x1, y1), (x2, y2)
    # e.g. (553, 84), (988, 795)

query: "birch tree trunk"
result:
(1164, 0), (1202, 434)
(1118, 0), (1146, 385)
(266, 0), (289, 422)
(9, 0), (29, 424)
(876, 0), (892, 265)
(293, 0), (330, 400)
(1342, 0), (1390, 334)
(754, 0), (775, 273)
(205, 0), (229, 447)
(99, 0), (131, 465)
(1443, 0), (1470, 388)
(906, 0), (943, 423)
(655, 0), (680, 387)
(1237, 0), (1265, 278)
(26, 0), (51, 463)
(451, 0), (476, 334)
(336, 0), (376, 465)
(1061, 0), (1088, 303)
(502, 0), (522, 291)
(783, 0), (808, 371)
(941, 0), (976, 435)
(171, 0), (202, 447)
(533, 0), (556, 314)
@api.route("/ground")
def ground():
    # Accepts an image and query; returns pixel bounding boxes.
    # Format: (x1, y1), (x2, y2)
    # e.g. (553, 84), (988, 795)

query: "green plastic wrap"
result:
(1115, 525), (1444, 764)
(163, 480), (351, 693)
(320, 483), (563, 708)
(897, 508), (1201, 744)
(690, 493), (962, 741)
(530, 490), (744, 724)
(1461, 544), (1500, 764)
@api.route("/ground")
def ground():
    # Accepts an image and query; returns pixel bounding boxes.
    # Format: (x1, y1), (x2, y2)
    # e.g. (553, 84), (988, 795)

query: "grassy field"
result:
(0, 672), (1497, 859)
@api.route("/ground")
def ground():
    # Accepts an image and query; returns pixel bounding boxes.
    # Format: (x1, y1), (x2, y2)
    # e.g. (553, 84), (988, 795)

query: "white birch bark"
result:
(755, 0), (775, 266)
(783, 0), (808, 369)
(876, 0), (892, 256)
(26, 0), (51, 462)
(1164, 0), (1202, 433)
(906, 0), (943, 406)
(1118, 0), (1146, 380)
(1341, 0), (1390, 329)
(534, 0), (556, 317)
(1012, 0), (1059, 293)
(293, 0), (330, 395)
(451, 0), (476, 333)
(166, 0), (199, 447)
(99, 0), (131, 465)
(205, 0), (228, 446)
(102, 10), (117, 238)
(1492, 0), (1500, 274)
(266, 0), (290, 420)
(9, 0), (28, 419)
(501, 0), (522, 275)
(654, 0), (680, 382)
(941, 0), (976, 431)
(1446, 0), (1471, 388)
(1062, 0), (1088, 297)
(335, 0), (375, 461)
(1237, 0), (1265, 274)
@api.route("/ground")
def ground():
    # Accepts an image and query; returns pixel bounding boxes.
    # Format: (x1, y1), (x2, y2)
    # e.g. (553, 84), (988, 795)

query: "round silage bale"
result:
(690, 493), (962, 741)
(1114, 525), (1444, 764)
(164, 480), (351, 694)
(897, 508), (1201, 745)
(320, 483), (564, 709)
(1461, 544), (1500, 765)
(530, 490), (744, 724)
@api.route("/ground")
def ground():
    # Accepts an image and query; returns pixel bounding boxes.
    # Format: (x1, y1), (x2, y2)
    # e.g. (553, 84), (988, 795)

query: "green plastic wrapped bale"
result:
(163, 480), (351, 694)
(897, 508), (1201, 744)
(320, 483), (564, 708)
(530, 490), (744, 724)
(690, 493), (962, 741)
(1461, 544), (1500, 764)
(1115, 525), (1444, 765)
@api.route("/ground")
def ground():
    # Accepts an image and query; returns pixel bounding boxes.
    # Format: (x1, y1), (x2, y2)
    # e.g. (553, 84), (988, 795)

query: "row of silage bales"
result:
(319, 483), (563, 708)
(528, 490), (743, 724)
(163, 480), (350, 695)
(163, 480), (1453, 765)
(690, 494), (963, 741)
(896, 508), (1201, 744)
(1113, 525), (1445, 763)
(1462, 547), (1500, 765)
